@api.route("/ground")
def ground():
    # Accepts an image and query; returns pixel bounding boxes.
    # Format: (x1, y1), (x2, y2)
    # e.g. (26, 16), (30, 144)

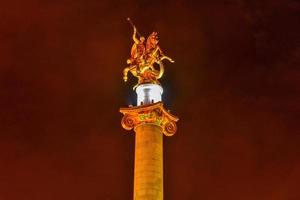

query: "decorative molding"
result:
(120, 102), (179, 136)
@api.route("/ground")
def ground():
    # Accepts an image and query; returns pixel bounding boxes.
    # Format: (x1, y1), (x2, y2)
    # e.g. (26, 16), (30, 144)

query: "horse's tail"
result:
(160, 56), (175, 63)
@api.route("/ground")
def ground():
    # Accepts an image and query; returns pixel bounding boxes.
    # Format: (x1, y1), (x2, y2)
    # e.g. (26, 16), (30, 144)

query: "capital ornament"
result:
(120, 102), (178, 136)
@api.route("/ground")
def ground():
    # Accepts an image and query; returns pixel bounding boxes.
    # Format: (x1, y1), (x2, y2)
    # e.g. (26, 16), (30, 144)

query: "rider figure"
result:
(127, 26), (146, 73)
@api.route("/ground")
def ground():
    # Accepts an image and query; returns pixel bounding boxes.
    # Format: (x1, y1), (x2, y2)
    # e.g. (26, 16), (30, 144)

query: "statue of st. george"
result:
(123, 18), (174, 87)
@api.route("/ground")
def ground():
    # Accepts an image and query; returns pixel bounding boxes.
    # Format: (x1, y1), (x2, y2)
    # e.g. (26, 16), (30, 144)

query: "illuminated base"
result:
(136, 84), (163, 106)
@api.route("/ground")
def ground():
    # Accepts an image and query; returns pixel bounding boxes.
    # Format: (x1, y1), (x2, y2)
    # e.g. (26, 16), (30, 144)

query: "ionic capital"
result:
(120, 102), (179, 136)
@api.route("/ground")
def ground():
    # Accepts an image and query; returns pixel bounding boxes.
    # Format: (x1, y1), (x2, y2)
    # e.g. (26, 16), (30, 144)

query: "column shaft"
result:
(133, 124), (163, 200)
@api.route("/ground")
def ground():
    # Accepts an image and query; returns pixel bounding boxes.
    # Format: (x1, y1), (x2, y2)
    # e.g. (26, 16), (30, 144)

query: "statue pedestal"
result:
(136, 84), (163, 106)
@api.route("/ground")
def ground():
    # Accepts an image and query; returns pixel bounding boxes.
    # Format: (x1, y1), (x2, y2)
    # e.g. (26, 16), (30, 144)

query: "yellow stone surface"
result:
(134, 124), (163, 200)
(120, 103), (178, 200)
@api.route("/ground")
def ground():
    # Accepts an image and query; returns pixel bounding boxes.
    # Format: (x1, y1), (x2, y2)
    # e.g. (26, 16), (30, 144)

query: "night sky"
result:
(1, 0), (300, 199)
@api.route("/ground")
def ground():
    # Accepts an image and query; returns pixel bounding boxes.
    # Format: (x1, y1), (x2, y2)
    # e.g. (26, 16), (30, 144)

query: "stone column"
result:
(120, 84), (178, 200)
(134, 124), (163, 199)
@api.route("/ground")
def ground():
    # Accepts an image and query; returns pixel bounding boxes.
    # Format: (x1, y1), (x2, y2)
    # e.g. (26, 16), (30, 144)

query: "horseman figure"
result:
(123, 18), (174, 87)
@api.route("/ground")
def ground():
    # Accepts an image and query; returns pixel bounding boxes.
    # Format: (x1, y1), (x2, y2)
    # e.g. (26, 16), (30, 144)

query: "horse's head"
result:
(146, 32), (159, 50)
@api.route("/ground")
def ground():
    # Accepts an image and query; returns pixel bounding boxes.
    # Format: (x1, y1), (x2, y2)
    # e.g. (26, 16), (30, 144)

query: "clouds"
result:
(0, 0), (299, 199)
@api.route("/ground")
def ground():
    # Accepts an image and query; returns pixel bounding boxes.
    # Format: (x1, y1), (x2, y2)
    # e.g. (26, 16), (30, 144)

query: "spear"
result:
(127, 17), (142, 38)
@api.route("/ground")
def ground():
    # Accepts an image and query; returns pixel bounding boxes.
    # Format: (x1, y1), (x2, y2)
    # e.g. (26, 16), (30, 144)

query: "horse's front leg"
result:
(123, 67), (130, 82)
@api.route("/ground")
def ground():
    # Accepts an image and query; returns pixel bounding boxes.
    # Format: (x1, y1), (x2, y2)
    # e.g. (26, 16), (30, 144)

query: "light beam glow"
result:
(136, 84), (163, 106)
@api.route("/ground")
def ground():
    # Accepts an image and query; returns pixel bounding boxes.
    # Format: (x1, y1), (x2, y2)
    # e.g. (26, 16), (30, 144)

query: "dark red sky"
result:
(1, 0), (300, 199)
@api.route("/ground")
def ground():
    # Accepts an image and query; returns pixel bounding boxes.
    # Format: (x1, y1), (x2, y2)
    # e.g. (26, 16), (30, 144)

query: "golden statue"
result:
(123, 18), (174, 87)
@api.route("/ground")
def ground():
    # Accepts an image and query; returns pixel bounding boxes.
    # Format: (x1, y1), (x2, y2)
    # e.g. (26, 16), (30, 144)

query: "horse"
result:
(123, 32), (174, 84)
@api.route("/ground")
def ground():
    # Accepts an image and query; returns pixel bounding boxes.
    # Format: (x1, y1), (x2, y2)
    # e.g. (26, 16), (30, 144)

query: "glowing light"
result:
(136, 84), (163, 106)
